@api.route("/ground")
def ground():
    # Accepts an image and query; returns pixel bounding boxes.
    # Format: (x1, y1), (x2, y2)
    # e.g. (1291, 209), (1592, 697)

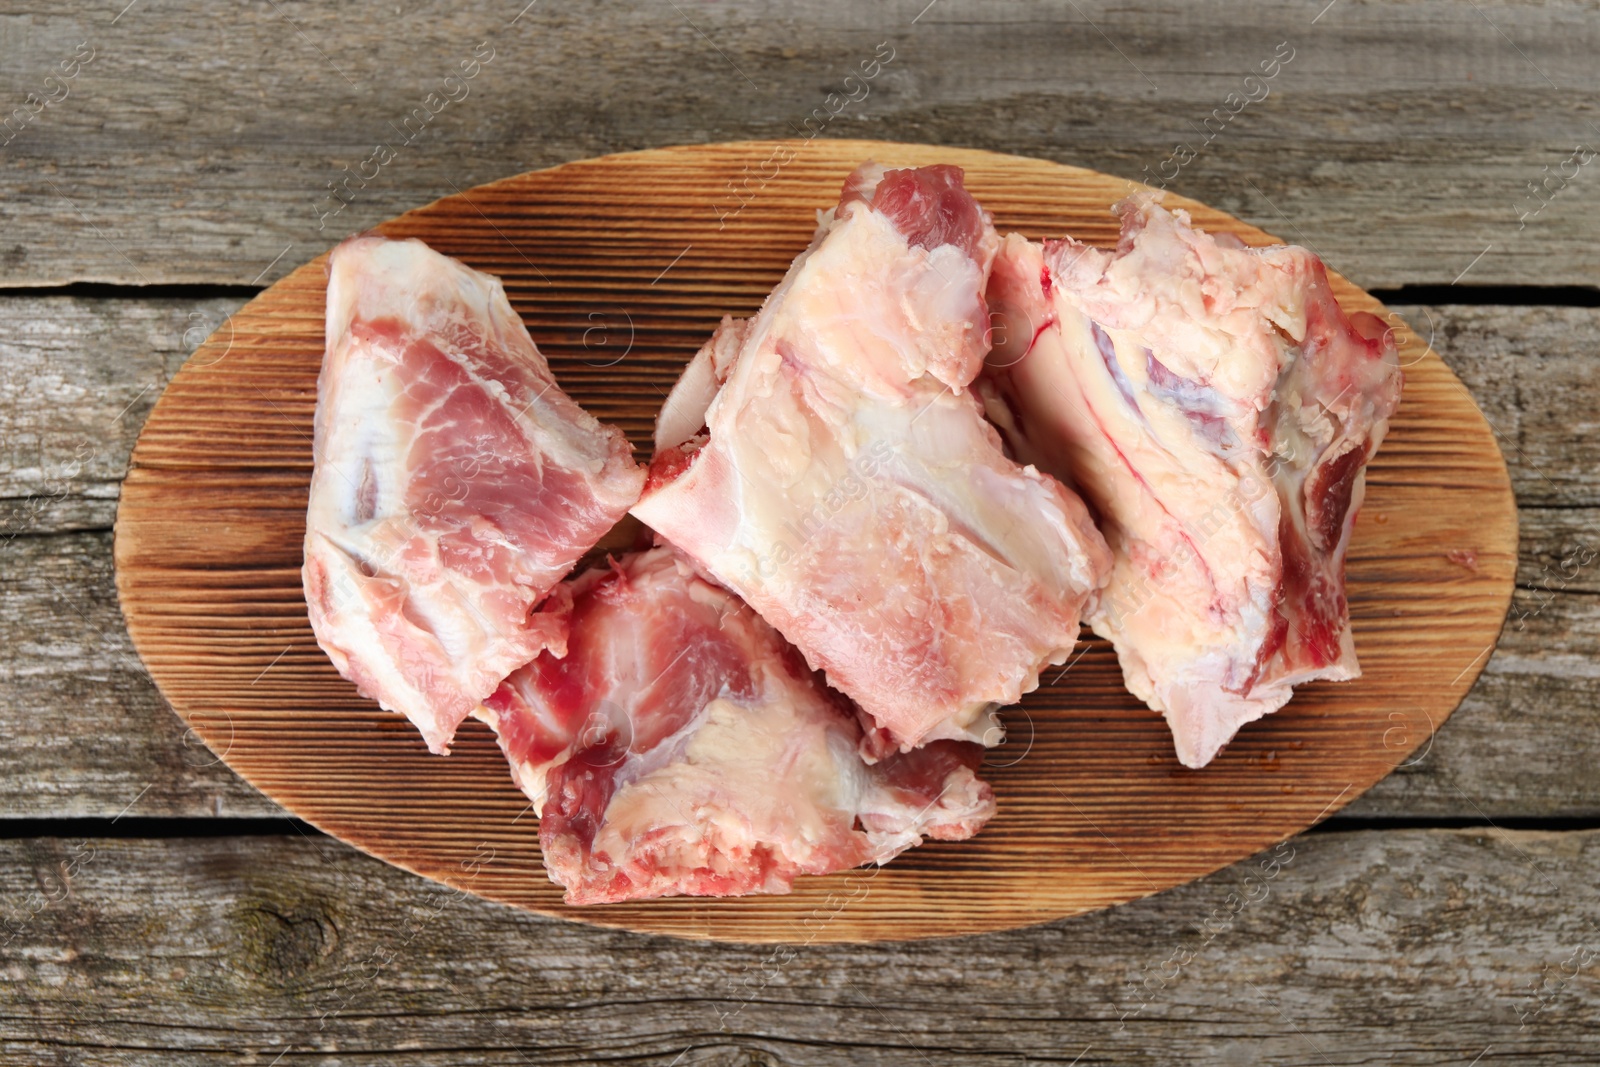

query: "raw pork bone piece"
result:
(981, 195), (1403, 768)
(634, 162), (1112, 756)
(475, 546), (996, 905)
(302, 236), (645, 755)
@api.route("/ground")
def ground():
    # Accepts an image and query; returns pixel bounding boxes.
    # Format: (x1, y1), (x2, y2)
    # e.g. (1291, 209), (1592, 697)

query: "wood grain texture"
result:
(111, 142), (1516, 942)
(0, 296), (240, 537)
(1412, 304), (1600, 510)
(7, 504), (1595, 823)
(1, 0), (1598, 288)
(0, 532), (281, 820)
(0, 296), (294, 818)
(0, 0), (1589, 1058)
(3, 829), (1596, 1065)
(2, 299), (1580, 823)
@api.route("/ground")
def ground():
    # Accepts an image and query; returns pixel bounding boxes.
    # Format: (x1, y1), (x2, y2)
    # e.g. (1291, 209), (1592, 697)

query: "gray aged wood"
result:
(1, 1), (1598, 288)
(2, 299), (1588, 821)
(1, 829), (1596, 1064)
(1424, 304), (1600, 509)
(1, 296), (282, 817)
(1, 531), (281, 819)
(1345, 302), (1600, 821)
(3, 0), (1598, 1055)
(0, 297), (239, 535)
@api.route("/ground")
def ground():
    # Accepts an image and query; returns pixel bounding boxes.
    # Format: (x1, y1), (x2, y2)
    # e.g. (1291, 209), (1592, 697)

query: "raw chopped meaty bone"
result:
(302, 236), (645, 755)
(633, 162), (1112, 755)
(476, 545), (996, 905)
(981, 195), (1403, 768)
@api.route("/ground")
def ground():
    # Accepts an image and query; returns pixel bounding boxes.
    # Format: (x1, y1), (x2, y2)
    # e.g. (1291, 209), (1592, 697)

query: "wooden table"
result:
(3, 1), (1596, 1062)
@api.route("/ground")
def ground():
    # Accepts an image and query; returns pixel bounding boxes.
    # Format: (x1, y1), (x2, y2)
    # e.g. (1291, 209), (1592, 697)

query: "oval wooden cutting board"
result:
(114, 140), (1516, 944)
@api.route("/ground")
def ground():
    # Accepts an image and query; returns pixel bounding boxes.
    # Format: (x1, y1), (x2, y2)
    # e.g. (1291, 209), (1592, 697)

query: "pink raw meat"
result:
(633, 163), (1111, 755)
(303, 236), (645, 755)
(477, 546), (995, 905)
(981, 196), (1403, 767)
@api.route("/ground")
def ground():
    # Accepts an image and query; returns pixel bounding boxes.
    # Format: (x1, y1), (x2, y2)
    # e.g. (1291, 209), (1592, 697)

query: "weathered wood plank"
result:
(1, 1), (1598, 287)
(1346, 302), (1600, 819)
(2, 829), (1595, 1063)
(1402, 303), (1600, 510)
(0, 300), (1594, 819)
(0, 295), (241, 536)
(7, 515), (1591, 823)
(0, 296), (283, 816)
(4, 296), (1592, 541)
(1349, 580), (1600, 820)
(104, 142), (1521, 940)
(0, 530), (282, 818)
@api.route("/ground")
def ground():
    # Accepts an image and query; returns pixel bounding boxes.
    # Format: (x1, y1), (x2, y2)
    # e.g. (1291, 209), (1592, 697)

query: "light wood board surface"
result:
(112, 141), (1517, 943)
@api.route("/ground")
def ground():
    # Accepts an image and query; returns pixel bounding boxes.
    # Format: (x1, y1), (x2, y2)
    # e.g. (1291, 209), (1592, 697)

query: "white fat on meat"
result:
(302, 236), (645, 754)
(981, 196), (1403, 768)
(633, 163), (1112, 756)
(476, 545), (996, 905)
